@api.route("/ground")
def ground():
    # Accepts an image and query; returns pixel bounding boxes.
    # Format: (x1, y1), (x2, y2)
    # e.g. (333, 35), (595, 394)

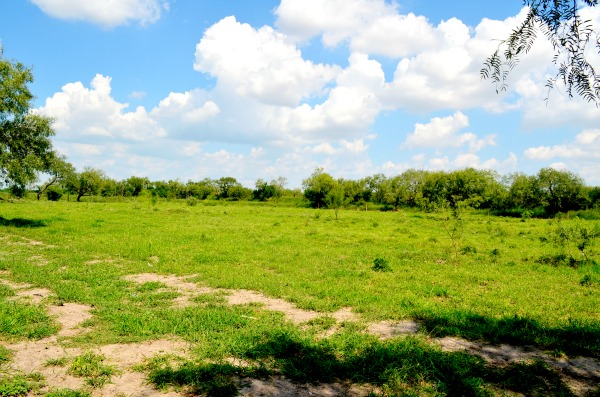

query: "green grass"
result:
(0, 373), (44, 397)
(44, 390), (90, 397)
(0, 300), (58, 340)
(0, 199), (599, 395)
(68, 352), (118, 388)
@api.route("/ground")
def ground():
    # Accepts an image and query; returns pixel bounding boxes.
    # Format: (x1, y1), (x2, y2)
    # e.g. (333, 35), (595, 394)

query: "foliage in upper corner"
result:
(481, 0), (600, 104)
(0, 48), (56, 194)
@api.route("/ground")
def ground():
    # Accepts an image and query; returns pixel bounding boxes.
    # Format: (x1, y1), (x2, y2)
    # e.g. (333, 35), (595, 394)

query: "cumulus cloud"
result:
(36, 74), (166, 142)
(524, 129), (600, 161)
(152, 91), (220, 124)
(30, 0), (168, 28)
(524, 129), (600, 184)
(275, 0), (396, 46)
(404, 112), (495, 152)
(194, 16), (339, 107)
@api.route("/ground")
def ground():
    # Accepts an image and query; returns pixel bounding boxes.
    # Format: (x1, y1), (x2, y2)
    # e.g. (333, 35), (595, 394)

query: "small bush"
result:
(186, 197), (199, 206)
(460, 246), (477, 254)
(46, 186), (63, 201)
(372, 258), (392, 272)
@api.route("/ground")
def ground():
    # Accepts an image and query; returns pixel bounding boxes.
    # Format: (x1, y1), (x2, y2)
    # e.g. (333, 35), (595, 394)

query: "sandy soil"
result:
(0, 272), (598, 396)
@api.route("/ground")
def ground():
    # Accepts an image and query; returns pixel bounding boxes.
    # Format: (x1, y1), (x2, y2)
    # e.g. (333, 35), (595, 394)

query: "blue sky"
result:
(1, 0), (599, 188)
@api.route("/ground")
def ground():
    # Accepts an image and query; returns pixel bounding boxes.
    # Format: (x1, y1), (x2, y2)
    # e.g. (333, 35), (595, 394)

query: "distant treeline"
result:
(13, 166), (600, 218)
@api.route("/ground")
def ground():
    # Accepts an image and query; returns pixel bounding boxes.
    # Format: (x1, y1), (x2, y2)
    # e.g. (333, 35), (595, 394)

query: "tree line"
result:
(2, 48), (599, 218)
(21, 160), (600, 218)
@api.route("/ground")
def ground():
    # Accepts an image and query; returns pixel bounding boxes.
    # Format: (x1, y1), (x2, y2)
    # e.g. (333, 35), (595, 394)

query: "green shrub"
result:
(372, 258), (391, 272)
(186, 196), (199, 206)
(46, 186), (63, 201)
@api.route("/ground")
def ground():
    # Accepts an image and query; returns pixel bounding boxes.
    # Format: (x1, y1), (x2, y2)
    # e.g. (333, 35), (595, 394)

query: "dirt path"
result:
(1, 272), (598, 396)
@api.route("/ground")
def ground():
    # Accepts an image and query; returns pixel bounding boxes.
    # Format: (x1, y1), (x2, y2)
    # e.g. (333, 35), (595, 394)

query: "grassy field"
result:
(0, 198), (599, 396)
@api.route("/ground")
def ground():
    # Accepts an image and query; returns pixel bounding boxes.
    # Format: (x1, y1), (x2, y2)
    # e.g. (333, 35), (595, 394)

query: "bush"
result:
(186, 196), (199, 206)
(47, 186), (63, 201)
(372, 258), (392, 272)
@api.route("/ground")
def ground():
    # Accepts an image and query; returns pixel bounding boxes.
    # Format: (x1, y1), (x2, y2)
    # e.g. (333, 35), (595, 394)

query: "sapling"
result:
(553, 219), (600, 266)
(439, 199), (465, 261)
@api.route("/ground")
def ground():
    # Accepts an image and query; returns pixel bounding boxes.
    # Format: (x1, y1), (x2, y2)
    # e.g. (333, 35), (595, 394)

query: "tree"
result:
(324, 183), (349, 220)
(302, 168), (336, 208)
(125, 176), (149, 197)
(36, 153), (75, 200)
(1, 50), (56, 194)
(482, 0), (600, 104)
(65, 167), (106, 202)
(537, 167), (588, 214)
(505, 172), (542, 210)
(215, 177), (242, 200)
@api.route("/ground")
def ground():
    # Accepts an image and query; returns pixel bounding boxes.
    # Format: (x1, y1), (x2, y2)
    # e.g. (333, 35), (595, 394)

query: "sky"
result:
(1, 0), (599, 188)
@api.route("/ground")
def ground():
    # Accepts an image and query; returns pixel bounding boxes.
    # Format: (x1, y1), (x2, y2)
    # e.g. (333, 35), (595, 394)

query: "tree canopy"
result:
(482, 0), (600, 104)
(0, 49), (56, 194)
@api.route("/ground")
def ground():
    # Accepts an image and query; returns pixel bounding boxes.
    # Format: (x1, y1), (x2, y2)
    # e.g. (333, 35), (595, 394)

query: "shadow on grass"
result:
(0, 216), (47, 228)
(147, 331), (581, 396)
(148, 362), (268, 397)
(415, 311), (600, 358)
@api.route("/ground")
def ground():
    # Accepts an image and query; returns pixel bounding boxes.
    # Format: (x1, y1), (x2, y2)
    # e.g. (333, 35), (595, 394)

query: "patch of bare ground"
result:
(239, 377), (376, 397)
(123, 273), (361, 326)
(29, 254), (49, 266)
(437, 337), (600, 396)
(1, 287), (188, 396)
(2, 235), (55, 248)
(123, 273), (214, 308)
(0, 278), (53, 304)
(368, 320), (421, 338)
(49, 303), (93, 337)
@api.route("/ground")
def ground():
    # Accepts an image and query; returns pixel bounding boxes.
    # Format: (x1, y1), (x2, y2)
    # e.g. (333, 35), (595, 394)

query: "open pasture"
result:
(0, 199), (599, 396)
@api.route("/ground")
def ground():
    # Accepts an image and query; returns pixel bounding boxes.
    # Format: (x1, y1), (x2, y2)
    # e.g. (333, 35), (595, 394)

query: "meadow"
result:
(0, 197), (599, 396)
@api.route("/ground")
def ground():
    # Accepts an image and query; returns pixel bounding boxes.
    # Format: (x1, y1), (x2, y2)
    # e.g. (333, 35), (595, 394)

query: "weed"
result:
(45, 390), (91, 397)
(305, 316), (337, 332)
(580, 275), (595, 287)
(45, 357), (68, 367)
(554, 219), (600, 265)
(68, 352), (118, 388)
(0, 346), (10, 365)
(0, 373), (43, 397)
(460, 245), (477, 254)
(372, 258), (391, 272)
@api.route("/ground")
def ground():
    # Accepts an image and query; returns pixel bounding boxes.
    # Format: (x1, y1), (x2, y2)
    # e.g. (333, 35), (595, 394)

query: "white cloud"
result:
(404, 112), (494, 152)
(524, 129), (600, 160)
(275, 0), (396, 46)
(30, 0), (168, 28)
(152, 90), (220, 125)
(523, 129), (600, 184)
(428, 152), (518, 172)
(194, 16), (339, 107)
(273, 52), (385, 138)
(36, 74), (166, 142)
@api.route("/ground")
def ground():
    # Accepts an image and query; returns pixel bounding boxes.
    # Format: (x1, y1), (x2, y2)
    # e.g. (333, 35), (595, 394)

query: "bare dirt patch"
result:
(123, 273), (361, 326)
(240, 377), (376, 397)
(49, 303), (93, 337)
(368, 320), (421, 338)
(437, 336), (600, 396)
(0, 278), (53, 304)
